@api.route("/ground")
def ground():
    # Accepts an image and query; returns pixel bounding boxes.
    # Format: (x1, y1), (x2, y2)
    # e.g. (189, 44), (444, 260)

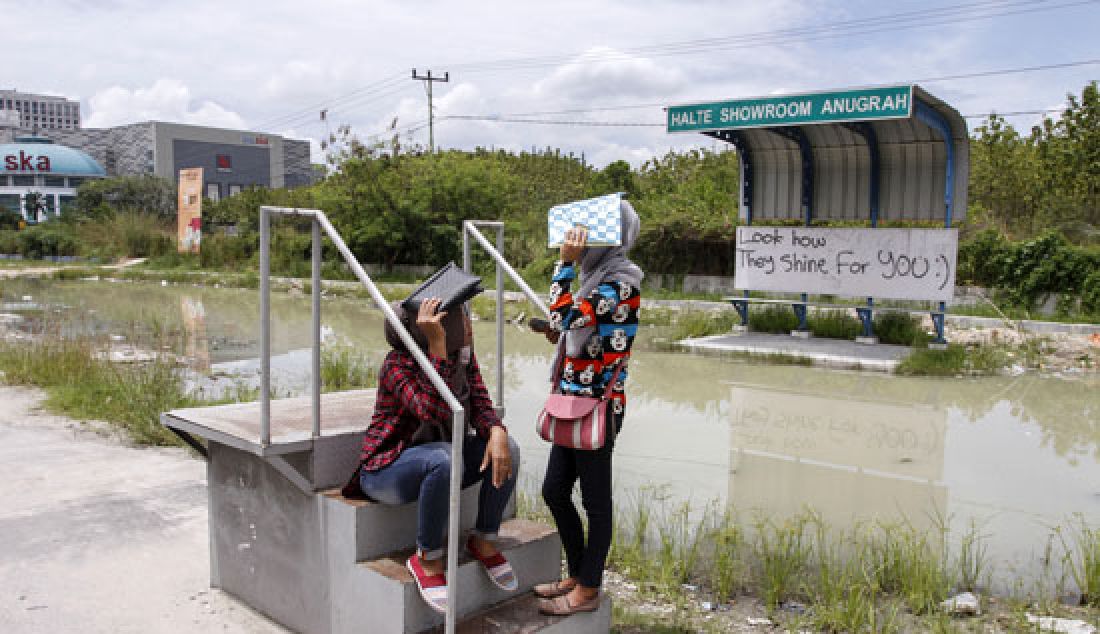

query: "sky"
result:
(6, 0), (1099, 167)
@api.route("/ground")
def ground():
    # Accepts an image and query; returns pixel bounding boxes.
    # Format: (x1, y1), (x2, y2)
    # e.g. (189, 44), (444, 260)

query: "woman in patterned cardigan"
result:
(535, 200), (643, 615)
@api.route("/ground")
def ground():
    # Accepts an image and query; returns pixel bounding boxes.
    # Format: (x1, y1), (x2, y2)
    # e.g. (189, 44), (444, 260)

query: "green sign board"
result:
(667, 85), (914, 133)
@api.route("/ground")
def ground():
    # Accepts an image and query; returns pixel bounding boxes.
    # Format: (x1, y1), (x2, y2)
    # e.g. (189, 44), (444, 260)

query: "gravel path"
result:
(0, 386), (284, 634)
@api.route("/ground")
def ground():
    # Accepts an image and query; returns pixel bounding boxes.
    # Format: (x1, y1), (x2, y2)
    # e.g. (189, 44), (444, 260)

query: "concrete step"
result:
(322, 486), (487, 561)
(446, 593), (612, 634)
(337, 519), (562, 633)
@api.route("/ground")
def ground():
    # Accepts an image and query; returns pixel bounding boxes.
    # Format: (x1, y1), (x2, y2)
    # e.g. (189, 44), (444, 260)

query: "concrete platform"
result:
(677, 331), (913, 372)
(163, 389), (377, 456)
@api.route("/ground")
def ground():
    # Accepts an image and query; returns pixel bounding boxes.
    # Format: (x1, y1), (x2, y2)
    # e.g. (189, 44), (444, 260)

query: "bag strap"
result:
(600, 360), (626, 403)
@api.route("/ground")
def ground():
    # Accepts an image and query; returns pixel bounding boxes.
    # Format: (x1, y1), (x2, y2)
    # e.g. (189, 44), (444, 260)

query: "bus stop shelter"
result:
(667, 84), (969, 343)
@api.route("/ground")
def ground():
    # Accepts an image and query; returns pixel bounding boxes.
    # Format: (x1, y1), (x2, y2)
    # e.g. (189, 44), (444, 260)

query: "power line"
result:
(439, 107), (1068, 130)
(437, 58), (1099, 124)
(255, 73), (408, 130)
(245, 0), (1096, 133)
(446, 0), (1096, 75)
(441, 115), (663, 128)
(912, 58), (1100, 83)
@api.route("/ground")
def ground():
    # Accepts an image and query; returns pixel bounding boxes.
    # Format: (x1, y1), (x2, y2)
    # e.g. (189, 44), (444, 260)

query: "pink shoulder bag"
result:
(536, 361), (624, 450)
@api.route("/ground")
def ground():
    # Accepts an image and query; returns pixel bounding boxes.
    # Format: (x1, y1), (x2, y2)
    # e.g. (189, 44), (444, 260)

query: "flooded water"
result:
(4, 278), (1100, 590)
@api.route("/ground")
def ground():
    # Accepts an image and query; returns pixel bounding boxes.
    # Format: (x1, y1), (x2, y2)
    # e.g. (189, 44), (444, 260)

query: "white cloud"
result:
(5, 0), (1096, 168)
(84, 79), (246, 129)
(533, 47), (686, 102)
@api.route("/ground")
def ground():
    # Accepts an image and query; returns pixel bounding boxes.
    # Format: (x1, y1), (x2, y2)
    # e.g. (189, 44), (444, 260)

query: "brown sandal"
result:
(532, 579), (575, 599)
(537, 594), (600, 616)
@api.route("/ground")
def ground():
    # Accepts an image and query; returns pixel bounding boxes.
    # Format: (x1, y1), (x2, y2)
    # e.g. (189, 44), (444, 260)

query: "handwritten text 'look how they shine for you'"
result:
(736, 227), (944, 284)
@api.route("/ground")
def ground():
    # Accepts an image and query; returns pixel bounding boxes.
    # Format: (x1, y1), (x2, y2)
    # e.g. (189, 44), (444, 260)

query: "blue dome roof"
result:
(1, 137), (106, 177)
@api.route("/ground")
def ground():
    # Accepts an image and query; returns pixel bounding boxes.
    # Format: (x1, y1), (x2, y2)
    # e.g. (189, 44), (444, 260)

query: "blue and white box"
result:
(547, 193), (624, 247)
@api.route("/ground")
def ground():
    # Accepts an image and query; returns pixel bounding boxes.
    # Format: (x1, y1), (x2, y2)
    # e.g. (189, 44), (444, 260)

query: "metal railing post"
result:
(494, 225), (505, 406)
(311, 219), (322, 438)
(259, 207), (271, 448)
(462, 221), (550, 317)
(462, 227), (471, 273)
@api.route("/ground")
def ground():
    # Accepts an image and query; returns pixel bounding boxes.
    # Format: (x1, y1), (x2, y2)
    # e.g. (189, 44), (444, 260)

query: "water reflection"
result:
(180, 296), (210, 372)
(4, 278), (1100, 584)
(729, 381), (947, 533)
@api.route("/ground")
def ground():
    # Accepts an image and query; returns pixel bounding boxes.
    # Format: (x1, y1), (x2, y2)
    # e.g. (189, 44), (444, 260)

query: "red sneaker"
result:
(466, 536), (518, 592)
(406, 554), (448, 613)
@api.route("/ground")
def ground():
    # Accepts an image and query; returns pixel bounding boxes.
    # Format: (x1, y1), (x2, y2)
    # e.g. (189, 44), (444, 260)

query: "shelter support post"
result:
(706, 130), (756, 319)
(847, 122), (883, 342)
(915, 100), (956, 346)
(770, 127), (814, 334)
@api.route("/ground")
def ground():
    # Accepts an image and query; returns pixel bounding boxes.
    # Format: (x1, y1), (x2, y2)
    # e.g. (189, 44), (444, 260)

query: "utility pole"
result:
(411, 69), (449, 153)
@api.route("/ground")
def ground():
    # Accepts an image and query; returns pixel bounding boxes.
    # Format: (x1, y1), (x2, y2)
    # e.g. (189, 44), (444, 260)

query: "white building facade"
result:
(0, 137), (105, 223)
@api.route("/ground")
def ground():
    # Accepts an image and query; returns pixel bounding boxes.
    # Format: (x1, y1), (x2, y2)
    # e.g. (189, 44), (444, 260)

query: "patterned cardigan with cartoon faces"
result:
(547, 260), (640, 425)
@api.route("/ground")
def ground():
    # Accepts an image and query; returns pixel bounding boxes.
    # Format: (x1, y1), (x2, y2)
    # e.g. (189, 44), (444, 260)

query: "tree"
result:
(23, 192), (48, 223)
(72, 175), (176, 218)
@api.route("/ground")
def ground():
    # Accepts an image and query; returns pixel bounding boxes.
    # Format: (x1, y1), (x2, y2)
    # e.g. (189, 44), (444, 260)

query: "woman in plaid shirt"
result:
(355, 298), (520, 614)
(535, 200), (643, 616)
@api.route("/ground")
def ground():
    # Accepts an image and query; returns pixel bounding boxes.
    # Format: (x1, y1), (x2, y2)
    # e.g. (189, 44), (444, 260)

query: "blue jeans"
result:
(359, 435), (520, 560)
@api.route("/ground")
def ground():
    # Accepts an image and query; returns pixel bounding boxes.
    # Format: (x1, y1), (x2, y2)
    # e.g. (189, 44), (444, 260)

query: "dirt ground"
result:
(0, 386), (285, 634)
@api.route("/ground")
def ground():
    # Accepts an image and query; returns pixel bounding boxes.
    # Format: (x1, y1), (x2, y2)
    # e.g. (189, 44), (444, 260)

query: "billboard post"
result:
(177, 167), (203, 254)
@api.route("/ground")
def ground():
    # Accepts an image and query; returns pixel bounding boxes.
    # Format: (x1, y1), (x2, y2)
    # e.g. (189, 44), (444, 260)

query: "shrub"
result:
(72, 175), (176, 217)
(749, 305), (799, 333)
(807, 310), (862, 340)
(874, 313), (930, 346)
(1081, 270), (1100, 316)
(0, 230), (19, 254)
(0, 207), (22, 230)
(957, 229), (1009, 287)
(669, 310), (739, 340)
(16, 222), (79, 258)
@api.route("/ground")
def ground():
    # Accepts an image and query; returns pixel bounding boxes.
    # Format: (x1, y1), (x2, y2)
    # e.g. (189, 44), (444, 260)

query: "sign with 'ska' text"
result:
(667, 85), (913, 133)
(734, 227), (957, 301)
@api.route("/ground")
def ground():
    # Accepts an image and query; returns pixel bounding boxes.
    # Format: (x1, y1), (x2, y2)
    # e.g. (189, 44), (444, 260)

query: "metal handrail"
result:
(461, 221), (551, 408)
(258, 206), (466, 633)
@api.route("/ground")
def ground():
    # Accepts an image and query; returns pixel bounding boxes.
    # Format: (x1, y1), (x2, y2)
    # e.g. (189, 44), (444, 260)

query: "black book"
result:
(402, 261), (484, 314)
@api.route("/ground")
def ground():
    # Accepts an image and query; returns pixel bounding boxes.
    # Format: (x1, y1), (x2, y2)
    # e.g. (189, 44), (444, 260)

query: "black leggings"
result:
(541, 441), (614, 588)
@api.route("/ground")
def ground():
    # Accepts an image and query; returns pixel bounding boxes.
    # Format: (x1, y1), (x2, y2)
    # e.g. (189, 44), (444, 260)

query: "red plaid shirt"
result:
(359, 349), (503, 472)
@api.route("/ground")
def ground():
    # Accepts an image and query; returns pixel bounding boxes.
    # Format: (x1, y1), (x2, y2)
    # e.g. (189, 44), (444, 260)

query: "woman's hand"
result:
(416, 297), (448, 357)
(560, 226), (587, 263)
(480, 426), (513, 488)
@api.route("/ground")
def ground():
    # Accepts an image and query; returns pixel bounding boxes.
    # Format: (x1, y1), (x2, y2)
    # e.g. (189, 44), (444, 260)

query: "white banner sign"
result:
(734, 227), (957, 301)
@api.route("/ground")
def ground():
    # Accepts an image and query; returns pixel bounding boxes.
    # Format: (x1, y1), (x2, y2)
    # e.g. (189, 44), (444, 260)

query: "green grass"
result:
(897, 344), (1012, 376)
(748, 305), (800, 333)
(864, 519), (951, 615)
(667, 310), (740, 340)
(515, 490), (1100, 632)
(321, 341), (377, 392)
(753, 513), (814, 611)
(0, 335), (197, 445)
(610, 604), (698, 633)
(874, 312), (932, 346)
(810, 309), (863, 340)
(1056, 515), (1100, 607)
(0, 325), (381, 445)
